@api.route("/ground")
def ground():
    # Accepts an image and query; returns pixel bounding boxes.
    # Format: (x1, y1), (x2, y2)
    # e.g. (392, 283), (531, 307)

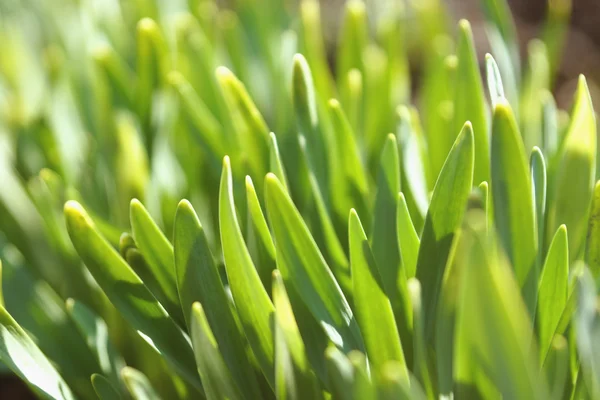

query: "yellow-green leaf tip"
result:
(137, 18), (158, 34)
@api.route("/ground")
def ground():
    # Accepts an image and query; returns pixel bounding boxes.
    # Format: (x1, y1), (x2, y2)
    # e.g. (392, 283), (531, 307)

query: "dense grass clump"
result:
(0, 0), (597, 399)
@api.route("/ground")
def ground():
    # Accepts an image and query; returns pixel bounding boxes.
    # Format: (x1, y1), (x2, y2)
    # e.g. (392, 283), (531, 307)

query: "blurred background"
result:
(0, 0), (597, 398)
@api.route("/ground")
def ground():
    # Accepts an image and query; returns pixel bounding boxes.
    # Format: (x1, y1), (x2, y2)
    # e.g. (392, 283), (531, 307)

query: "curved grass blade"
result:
(491, 101), (537, 315)
(377, 362), (425, 400)
(325, 345), (353, 400)
(191, 303), (243, 400)
(585, 181), (600, 278)
(219, 157), (275, 387)
(245, 176), (277, 290)
(265, 173), (363, 353)
(547, 75), (596, 262)
(328, 98), (369, 220)
(66, 299), (126, 389)
(397, 107), (429, 218)
(216, 67), (269, 179)
(455, 220), (546, 399)
(174, 200), (261, 399)
(92, 374), (123, 400)
(269, 133), (289, 192)
(416, 122), (474, 340)
(0, 304), (74, 400)
(485, 53), (505, 108)
(407, 279), (434, 398)
(273, 270), (322, 400)
(348, 351), (375, 399)
(168, 71), (224, 158)
(292, 54), (328, 195)
(130, 199), (184, 327)
(542, 335), (569, 400)
(537, 225), (569, 364)
(122, 367), (162, 400)
(575, 268), (600, 398)
(454, 20), (489, 185)
(64, 201), (201, 390)
(349, 209), (406, 373)
(531, 147), (547, 266)
(396, 193), (420, 280)
(371, 134), (412, 361)
(299, 136), (351, 296)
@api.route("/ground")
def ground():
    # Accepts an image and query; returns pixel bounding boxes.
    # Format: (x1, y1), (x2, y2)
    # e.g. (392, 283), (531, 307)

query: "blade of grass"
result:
(349, 209), (406, 374)
(64, 201), (201, 390)
(219, 157), (275, 388)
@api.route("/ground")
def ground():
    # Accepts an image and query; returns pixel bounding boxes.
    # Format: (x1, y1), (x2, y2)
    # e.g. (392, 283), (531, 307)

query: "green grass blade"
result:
(299, 136), (351, 297)
(397, 107), (429, 218)
(407, 279), (434, 398)
(485, 53), (505, 108)
(454, 20), (490, 185)
(0, 304), (74, 400)
(273, 270), (322, 400)
(520, 40), (550, 151)
(64, 201), (201, 390)
(537, 225), (569, 364)
(377, 362), (425, 400)
(216, 67), (269, 179)
(531, 147), (547, 266)
(547, 75), (597, 262)
(190, 303), (243, 400)
(585, 181), (600, 278)
(575, 268), (600, 398)
(245, 176), (277, 290)
(416, 122), (474, 340)
(130, 199), (185, 328)
(455, 219), (545, 399)
(349, 209), (406, 374)
(325, 345), (354, 400)
(348, 351), (376, 400)
(337, 0), (368, 103)
(66, 299), (126, 389)
(168, 71), (225, 158)
(92, 374), (123, 400)
(328, 98), (369, 219)
(265, 173), (363, 353)
(396, 193), (420, 280)
(269, 133), (290, 192)
(491, 101), (537, 315)
(219, 157), (275, 388)
(371, 134), (412, 357)
(174, 200), (262, 399)
(542, 335), (569, 400)
(292, 54), (329, 195)
(122, 367), (163, 400)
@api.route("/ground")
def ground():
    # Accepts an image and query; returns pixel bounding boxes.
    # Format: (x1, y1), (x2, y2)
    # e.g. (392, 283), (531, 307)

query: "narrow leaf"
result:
(0, 304), (74, 400)
(547, 75), (596, 261)
(64, 201), (201, 390)
(537, 225), (569, 364)
(174, 200), (261, 399)
(416, 122), (474, 339)
(191, 303), (243, 400)
(349, 209), (406, 373)
(265, 172), (363, 353)
(122, 367), (162, 400)
(130, 199), (184, 327)
(92, 374), (123, 400)
(454, 20), (490, 184)
(396, 193), (420, 279)
(273, 270), (322, 400)
(491, 100), (537, 315)
(219, 157), (275, 387)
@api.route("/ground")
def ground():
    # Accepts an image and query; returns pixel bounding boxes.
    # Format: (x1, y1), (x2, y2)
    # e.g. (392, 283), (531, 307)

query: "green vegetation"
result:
(0, 0), (596, 398)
